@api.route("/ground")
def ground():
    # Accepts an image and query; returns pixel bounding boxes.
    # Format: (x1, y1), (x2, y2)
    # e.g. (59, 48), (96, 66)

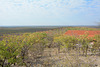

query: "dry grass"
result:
(11, 48), (100, 67)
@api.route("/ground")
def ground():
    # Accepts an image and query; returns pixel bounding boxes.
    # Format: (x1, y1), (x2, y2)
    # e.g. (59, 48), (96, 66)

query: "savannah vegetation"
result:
(0, 26), (100, 67)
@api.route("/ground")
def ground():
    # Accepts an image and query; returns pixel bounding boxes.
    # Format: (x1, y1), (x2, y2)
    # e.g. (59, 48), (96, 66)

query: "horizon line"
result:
(0, 25), (98, 27)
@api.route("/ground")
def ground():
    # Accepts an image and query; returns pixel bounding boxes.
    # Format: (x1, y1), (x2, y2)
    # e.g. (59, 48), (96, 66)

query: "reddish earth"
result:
(65, 30), (100, 38)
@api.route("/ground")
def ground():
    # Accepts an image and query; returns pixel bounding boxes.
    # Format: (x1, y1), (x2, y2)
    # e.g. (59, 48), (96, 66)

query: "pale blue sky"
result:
(0, 0), (100, 26)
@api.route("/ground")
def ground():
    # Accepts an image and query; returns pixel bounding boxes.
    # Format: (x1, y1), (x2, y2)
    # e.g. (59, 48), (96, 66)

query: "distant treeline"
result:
(0, 27), (59, 36)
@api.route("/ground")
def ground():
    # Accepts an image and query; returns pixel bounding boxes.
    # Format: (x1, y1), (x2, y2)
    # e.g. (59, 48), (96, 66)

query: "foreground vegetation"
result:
(0, 27), (100, 67)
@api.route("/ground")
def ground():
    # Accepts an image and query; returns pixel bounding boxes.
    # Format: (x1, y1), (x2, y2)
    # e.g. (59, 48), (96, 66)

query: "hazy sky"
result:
(0, 0), (100, 26)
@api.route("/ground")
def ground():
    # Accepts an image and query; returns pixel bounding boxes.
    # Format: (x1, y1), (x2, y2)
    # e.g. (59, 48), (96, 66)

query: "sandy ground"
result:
(12, 48), (100, 67)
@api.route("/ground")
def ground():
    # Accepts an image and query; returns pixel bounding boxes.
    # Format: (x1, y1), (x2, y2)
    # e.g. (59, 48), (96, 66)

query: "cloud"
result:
(0, 0), (86, 16)
(0, 0), (100, 25)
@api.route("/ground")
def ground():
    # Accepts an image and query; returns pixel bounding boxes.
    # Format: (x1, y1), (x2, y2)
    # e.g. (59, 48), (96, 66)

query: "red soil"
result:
(65, 30), (100, 38)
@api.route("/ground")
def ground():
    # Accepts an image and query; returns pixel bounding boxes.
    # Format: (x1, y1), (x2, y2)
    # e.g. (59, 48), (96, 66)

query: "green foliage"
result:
(0, 32), (48, 66)
(54, 35), (78, 50)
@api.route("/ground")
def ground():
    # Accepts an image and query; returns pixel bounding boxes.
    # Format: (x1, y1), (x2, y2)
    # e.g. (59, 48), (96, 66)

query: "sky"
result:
(0, 0), (100, 26)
